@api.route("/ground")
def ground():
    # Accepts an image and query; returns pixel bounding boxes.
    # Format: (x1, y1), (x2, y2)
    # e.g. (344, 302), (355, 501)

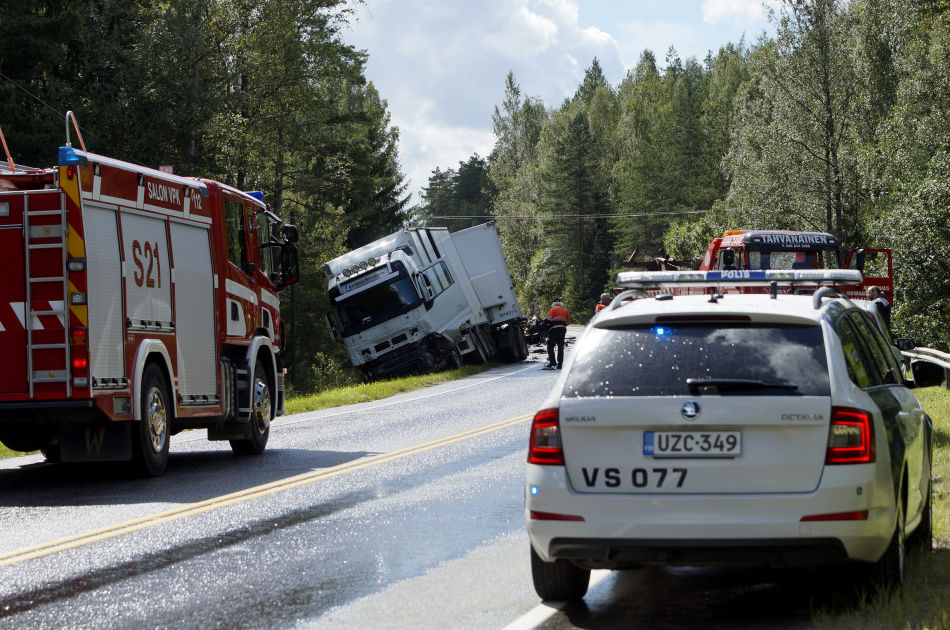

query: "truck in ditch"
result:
(323, 222), (528, 380)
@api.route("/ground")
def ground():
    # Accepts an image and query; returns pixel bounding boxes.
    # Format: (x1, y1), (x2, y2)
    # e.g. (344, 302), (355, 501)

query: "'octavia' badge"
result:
(681, 401), (701, 420)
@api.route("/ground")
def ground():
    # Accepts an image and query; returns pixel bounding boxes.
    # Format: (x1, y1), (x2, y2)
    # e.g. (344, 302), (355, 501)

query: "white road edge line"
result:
(500, 570), (611, 630)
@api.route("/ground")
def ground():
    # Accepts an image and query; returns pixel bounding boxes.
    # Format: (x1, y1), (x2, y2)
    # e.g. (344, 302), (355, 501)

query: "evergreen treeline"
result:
(4, 0), (949, 395)
(417, 0), (950, 351)
(0, 0), (410, 391)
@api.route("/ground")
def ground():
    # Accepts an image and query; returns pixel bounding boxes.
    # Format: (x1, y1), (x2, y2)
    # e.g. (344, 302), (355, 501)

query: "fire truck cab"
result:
(0, 116), (299, 475)
(700, 230), (893, 305)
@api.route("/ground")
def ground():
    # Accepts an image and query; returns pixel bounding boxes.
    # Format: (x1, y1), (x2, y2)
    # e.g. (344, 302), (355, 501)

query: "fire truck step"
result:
(30, 343), (67, 350)
(28, 276), (66, 283)
(28, 242), (66, 250)
(26, 209), (66, 216)
(31, 371), (68, 382)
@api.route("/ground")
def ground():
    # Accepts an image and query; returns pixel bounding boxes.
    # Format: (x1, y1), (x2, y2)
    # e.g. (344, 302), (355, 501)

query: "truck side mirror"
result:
(415, 274), (434, 310)
(324, 312), (340, 342)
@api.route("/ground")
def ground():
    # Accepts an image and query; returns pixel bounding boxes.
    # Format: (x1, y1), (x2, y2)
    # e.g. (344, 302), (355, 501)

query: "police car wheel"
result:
(530, 545), (590, 602)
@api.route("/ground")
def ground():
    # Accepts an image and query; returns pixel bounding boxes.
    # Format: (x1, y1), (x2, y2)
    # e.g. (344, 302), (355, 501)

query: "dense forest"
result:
(2, 0), (949, 393)
(418, 0), (950, 354)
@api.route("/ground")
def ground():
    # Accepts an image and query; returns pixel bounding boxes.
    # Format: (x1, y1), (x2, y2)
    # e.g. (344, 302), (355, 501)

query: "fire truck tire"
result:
(230, 362), (271, 455)
(132, 363), (171, 477)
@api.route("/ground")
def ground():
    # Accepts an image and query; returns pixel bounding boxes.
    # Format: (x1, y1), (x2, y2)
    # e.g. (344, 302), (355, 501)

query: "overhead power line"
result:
(423, 209), (716, 220)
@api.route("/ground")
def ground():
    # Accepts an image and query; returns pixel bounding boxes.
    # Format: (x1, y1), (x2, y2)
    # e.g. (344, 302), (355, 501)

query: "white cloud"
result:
(483, 6), (559, 59)
(344, 0), (770, 204)
(702, 0), (771, 25)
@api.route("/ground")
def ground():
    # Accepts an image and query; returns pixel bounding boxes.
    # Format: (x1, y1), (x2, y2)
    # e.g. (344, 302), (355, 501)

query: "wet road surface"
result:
(0, 333), (861, 629)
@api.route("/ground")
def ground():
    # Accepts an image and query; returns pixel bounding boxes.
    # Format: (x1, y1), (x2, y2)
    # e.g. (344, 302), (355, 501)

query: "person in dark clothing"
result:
(544, 300), (570, 369)
(866, 285), (891, 332)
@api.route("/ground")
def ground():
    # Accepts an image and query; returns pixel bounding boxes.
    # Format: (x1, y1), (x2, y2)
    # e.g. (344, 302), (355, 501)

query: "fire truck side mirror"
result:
(721, 249), (736, 269)
(853, 249), (866, 273)
(279, 245), (300, 289)
(282, 224), (299, 243)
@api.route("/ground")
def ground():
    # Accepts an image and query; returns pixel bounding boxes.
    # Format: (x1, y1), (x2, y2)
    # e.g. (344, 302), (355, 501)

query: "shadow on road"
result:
(0, 447), (373, 507)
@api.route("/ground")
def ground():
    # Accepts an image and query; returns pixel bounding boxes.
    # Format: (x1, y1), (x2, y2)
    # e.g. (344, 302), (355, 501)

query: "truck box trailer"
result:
(324, 222), (527, 379)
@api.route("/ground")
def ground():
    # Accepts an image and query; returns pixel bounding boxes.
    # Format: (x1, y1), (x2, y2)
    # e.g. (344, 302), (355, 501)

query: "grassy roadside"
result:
(0, 363), (498, 460)
(815, 385), (950, 629)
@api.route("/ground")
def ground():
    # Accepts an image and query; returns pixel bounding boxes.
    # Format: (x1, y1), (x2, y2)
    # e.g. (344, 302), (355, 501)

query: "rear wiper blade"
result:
(686, 378), (799, 395)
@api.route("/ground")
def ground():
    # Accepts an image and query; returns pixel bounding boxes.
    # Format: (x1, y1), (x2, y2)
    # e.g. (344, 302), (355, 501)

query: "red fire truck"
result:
(699, 230), (893, 304)
(627, 230), (893, 305)
(0, 113), (299, 475)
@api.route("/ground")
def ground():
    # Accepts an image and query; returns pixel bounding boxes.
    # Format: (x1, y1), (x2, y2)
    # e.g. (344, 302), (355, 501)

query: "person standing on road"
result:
(594, 293), (612, 314)
(866, 285), (892, 332)
(544, 300), (570, 369)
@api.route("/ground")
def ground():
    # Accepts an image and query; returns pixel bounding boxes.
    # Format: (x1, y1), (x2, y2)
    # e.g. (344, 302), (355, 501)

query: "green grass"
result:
(814, 385), (950, 629)
(282, 363), (494, 415)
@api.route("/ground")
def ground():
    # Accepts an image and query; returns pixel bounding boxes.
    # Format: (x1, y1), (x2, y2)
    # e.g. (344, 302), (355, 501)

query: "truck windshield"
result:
(334, 272), (421, 337)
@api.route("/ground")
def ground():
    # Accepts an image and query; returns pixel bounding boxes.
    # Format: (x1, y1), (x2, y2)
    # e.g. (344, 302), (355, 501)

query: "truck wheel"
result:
(517, 327), (529, 361)
(446, 347), (462, 370)
(230, 361), (271, 455)
(469, 330), (489, 364)
(132, 363), (170, 477)
(530, 545), (590, 601)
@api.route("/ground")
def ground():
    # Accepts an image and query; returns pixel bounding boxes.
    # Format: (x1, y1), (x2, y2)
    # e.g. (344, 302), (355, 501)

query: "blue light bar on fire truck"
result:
(615, 268), (863, 289)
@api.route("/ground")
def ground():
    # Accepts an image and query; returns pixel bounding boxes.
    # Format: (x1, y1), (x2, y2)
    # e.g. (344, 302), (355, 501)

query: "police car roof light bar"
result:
(614, 268), (864, 289)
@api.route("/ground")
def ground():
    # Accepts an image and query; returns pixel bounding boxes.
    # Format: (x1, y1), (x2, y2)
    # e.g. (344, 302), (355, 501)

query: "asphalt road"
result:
(0, 333), (825, 629)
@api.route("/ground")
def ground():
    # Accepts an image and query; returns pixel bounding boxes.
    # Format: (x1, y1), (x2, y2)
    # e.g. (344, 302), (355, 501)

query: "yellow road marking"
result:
(0, 414), (532, 567)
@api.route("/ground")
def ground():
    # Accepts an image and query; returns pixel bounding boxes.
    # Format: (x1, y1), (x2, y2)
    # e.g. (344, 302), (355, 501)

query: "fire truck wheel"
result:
(230, 362), (271, 455)
(132, 363), (171, 477)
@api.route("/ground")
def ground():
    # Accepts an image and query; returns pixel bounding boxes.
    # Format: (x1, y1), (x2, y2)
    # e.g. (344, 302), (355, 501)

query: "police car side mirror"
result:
(910, 359), (945, 388)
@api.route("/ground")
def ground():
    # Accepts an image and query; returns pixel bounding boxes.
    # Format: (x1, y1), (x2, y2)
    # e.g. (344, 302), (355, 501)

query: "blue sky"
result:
(342, 0), (776, 206)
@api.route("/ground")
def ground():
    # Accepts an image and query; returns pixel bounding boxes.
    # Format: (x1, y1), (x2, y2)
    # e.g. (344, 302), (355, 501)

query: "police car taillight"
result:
(528, 408), (563, 466)
(825, 407), (874, 464)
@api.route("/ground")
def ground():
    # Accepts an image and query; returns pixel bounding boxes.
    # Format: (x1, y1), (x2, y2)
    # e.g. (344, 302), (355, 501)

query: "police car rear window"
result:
(563, 324), (830, 398)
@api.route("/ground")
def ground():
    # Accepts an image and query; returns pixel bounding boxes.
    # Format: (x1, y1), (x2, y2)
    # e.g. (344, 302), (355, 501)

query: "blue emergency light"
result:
(58, 146), (87, 166)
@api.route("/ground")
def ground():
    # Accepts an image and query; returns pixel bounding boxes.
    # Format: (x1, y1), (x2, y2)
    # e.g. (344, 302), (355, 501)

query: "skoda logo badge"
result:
(681, 401), (701, 420)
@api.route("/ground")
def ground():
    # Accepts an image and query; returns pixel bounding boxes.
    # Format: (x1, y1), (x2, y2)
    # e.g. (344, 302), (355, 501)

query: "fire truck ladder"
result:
(24, 193), (71, 398)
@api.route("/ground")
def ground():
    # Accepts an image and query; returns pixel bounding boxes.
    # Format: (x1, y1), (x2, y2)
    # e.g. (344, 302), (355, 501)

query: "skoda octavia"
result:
(526, 270), (941, 601)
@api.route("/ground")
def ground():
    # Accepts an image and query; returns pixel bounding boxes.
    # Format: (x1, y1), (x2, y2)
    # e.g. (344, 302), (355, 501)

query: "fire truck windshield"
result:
(334, 270), (422, 337)
(742, 250), (841, 270)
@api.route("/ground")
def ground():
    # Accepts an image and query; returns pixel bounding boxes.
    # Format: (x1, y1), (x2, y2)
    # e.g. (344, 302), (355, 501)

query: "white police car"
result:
(526, 269), (942, 601)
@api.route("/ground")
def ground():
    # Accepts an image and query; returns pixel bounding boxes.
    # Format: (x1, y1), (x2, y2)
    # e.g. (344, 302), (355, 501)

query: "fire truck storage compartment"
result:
(169, 220), (216, 399)
(121, 211), (172, 330)
(0, 192), (28, 394)
(84, 204), (126, 383)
